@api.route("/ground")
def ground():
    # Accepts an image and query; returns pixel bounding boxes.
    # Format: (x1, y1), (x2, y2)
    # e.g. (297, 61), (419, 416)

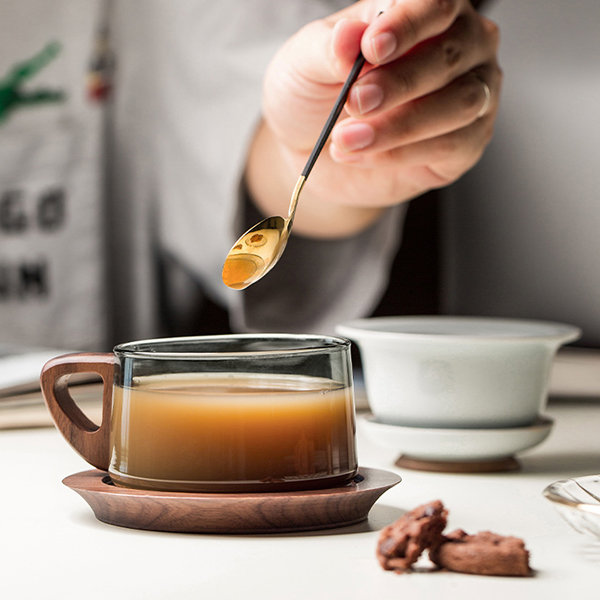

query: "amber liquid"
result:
(109, 373), (357, 492)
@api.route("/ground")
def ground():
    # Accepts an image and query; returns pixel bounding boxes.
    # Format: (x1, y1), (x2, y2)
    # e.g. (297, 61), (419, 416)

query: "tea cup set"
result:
(40, 334), (400, 533)
(337, 316), (580, 472)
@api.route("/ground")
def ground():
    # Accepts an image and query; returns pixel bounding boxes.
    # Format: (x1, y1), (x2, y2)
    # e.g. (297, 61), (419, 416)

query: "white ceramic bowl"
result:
(337, 316), (580, 428)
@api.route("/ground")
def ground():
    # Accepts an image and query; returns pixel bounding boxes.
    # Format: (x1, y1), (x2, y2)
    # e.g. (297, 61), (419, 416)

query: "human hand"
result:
(248, 0), (501, 237)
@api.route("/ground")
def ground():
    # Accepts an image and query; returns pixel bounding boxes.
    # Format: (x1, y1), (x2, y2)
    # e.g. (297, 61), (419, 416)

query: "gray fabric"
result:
(235, 189), (406, 334)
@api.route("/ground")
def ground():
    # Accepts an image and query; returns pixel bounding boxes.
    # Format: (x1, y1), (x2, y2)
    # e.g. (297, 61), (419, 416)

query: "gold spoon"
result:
(222, 51), (366, 290)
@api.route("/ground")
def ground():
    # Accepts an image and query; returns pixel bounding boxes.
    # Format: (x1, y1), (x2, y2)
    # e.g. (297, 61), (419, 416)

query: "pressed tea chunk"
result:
(429, 529), (532, 576)
(376, 500), (447, 572)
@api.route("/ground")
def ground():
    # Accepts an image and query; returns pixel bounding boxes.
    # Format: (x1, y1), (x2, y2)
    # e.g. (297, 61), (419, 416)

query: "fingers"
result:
(360, 0), (467, 65)
(330, 115), (496, 191)
(346, 13), (499, 116)
(294, 0), (471, 86)
(328, 1), (502, 186)
(329, 64), (500, 190)
(332, 63), (501, 154)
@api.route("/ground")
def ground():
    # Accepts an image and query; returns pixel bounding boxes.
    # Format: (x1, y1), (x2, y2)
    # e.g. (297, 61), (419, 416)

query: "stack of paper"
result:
(0, 345), (102, 429)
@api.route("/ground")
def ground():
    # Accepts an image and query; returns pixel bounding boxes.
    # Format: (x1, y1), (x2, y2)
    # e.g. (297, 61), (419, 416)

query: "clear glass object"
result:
(42, 334), (357, 493)
(544, 474), (600, 539)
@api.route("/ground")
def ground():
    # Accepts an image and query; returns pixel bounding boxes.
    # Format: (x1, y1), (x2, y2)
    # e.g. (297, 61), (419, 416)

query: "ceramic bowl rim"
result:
(337, 316), (581, 345)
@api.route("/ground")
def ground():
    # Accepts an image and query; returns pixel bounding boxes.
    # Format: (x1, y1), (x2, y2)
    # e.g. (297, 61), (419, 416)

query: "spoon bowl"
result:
(221, 216), (287, 290)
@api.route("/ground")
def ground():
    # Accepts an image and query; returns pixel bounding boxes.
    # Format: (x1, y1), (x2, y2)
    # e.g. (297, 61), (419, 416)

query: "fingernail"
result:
(350, 84), (384, 115)
(371, 31), (397, 63)
(335, 122), (375, 152)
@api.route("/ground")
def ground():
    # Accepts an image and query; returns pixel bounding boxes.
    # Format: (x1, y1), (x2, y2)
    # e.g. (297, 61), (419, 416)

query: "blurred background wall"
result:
(440, 0), (600, 347)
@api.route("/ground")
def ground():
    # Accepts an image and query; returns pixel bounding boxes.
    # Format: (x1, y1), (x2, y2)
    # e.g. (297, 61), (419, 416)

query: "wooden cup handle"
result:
(40, 353), (116, 471)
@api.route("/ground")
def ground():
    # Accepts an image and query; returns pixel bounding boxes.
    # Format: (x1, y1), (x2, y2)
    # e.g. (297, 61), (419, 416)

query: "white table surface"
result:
(2, 398), (599, 600)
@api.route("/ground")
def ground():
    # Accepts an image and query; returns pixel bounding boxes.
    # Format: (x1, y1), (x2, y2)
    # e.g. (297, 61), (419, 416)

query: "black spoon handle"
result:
(300, 51), (366, 179)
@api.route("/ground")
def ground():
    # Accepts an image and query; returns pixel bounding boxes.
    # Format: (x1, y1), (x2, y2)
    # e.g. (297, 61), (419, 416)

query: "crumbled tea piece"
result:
(376, 500), (447, 572)
(429, 529), (532, 577)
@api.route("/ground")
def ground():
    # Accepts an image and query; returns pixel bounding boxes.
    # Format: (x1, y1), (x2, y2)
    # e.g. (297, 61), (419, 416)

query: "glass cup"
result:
(41, 334), (357, 493)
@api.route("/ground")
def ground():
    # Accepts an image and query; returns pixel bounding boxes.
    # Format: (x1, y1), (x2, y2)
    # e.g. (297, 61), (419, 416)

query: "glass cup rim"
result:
(113, 333), (351, 360)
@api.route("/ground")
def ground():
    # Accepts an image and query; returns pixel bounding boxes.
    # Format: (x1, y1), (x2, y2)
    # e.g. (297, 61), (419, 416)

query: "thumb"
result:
(286, 18), (369, 85)
(331, 18), (370, 79)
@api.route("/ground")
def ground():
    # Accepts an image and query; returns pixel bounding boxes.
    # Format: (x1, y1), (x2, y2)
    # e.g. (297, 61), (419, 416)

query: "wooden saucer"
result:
(63, 467), (401, 534)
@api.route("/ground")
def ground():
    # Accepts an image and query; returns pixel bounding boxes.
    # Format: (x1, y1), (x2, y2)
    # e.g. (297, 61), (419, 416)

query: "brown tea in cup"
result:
(110, 373), (355, 490)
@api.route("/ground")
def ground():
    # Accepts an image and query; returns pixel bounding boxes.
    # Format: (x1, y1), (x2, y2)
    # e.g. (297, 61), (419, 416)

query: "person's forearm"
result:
(245, 118), (385, 239)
